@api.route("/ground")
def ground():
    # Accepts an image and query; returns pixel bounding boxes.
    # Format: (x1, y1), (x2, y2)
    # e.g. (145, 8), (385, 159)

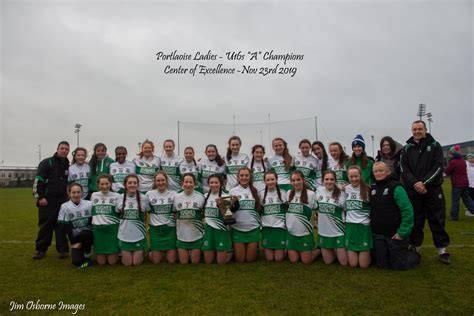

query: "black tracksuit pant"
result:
(373, 234), (418, 270)
(35, 196), (70, 253)
(407, 186), (450, 249)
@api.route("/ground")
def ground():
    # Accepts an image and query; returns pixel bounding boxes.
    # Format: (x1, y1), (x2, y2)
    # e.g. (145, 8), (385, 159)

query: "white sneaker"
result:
(465, 211), (474, 217)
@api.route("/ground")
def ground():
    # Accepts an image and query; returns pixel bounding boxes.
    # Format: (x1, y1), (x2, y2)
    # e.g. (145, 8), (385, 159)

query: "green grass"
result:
(1, 183), (474, 315)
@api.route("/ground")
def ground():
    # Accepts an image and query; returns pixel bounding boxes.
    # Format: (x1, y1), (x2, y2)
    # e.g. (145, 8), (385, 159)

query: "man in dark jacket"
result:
(400, 120), (450, 265)
(32, 141), (71, 259)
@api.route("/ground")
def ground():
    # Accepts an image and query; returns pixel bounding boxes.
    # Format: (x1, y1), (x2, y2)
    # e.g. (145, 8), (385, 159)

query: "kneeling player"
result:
(57, 183), (93, 269)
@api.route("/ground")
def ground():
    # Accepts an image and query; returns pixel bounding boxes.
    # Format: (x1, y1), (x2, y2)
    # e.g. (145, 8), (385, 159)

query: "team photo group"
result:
(32, 120), (472, 270)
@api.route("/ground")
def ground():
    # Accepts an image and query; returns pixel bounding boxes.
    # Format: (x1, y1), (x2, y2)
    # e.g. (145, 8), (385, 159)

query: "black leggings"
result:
(71, 230), (93, 266)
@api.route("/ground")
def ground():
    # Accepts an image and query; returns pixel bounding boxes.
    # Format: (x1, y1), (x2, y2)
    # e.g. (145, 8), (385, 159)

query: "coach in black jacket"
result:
(400, 120), (450, 265)
(32, 141), (71, 260)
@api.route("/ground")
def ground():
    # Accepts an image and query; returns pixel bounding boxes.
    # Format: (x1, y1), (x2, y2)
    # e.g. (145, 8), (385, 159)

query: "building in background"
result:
(0, 166), (37, 187)
(442, 140), (474, 167)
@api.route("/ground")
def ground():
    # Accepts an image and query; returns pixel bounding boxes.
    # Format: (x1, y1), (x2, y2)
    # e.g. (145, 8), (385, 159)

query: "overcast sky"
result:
(1, 0), (472, 166)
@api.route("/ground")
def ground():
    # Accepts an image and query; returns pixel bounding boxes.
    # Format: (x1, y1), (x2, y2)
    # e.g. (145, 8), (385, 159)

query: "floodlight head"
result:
(417, 104), (426, 117)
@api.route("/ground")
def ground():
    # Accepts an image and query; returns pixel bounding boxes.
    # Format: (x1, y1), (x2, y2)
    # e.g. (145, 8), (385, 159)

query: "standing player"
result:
(200, 144), (226, 193)
(57, 183), (93, 269)
(248, 145), (268, 192)
(180, 147), (202, 193)
(90, 174), (120, 265)
(146, 171), (178, 264)
(132, 139), (161, 193)
(225, 136), (250, 191)
(230, 167), (262, 263)
(316, 170), (347, 266)
(109, 146), (135, 194)
(174, 173), (205, 264)
(117, 175), (150, 266)
(268, 137), (294, 192)
(286, 171), (318, 264)
(89, 143), (114, 194)
(160, 139), (184, 192)
(202, 175), (235, 264)
(261, 171), (287, 262)
(312, 141), (329, 189)
(293, 139), (318, 190)
(328, 142), (349, 188)
(347, 135), (374, 185)
(68, 147), (90, 199)
(345, 166), (372, 268)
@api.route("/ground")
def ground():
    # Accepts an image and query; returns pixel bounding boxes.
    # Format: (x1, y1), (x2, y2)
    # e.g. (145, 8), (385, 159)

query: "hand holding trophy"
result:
(218, 196), (236, 225)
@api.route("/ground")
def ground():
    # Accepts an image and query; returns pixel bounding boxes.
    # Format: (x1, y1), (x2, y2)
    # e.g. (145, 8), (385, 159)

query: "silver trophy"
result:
(219, 196), (236, 225)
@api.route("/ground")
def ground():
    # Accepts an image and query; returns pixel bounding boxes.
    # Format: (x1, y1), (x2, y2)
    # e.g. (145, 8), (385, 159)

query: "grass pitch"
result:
(1, 183), (473, 315)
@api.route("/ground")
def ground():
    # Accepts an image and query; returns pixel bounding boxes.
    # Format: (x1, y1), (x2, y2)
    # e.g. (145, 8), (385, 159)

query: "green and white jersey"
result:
(110, 161), (135, 193)
(179, 160), (202, 191)
(199, 157), (226, 193)
(344, 184), (370, 225)
(312, 154), (323, 189)
(328, 157), (348, 187)
(146, 189), (176, 227)
(293, 153), (317, 190)
(203, 191), (230, 231)
(260, 188), (287, 229)
(68, 163), (90, 199)
(174, 190), (205, 242)
(160, 153), (184, 191)
(57, 200), (92, 237)
(268, 154), (294, 187)
(132, 155), (161, 192)
(117, 193), (150, 242)
(225, 153), (250, 191)
(316, 187), (346, 238)
(91, 191), (120, 225)
(248, 159), (269, 192)
(229, 185), (260, 232)
(286, 190), (317, 236)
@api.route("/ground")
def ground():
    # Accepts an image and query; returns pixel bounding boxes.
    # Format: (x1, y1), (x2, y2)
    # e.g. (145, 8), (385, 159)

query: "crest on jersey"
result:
(94, 199), (99, 204)
(72, 174), (78, 180)
(68, 213), (74, 220)
(128, 202), (133, 208)
(101, 199), (106, 204)
(351, 193), (357, 199)
(296, 161), (301, 166)
(152, 199), (157, 204)
(318, 195), (323, 201)
(119, 168), (123, 173)
(84, 209), (90, 216)
(178, 203), (183, 208)
(109, 199), (114, 204)
(126, 169), (131, 173)
(269, 198), (273, 203)
(383, 188), (389, 195)
(76, 212), (81, 218)
(240, 160), (246, 164)
(371, 189), (376, 195)
(244, 195), (249, 199)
